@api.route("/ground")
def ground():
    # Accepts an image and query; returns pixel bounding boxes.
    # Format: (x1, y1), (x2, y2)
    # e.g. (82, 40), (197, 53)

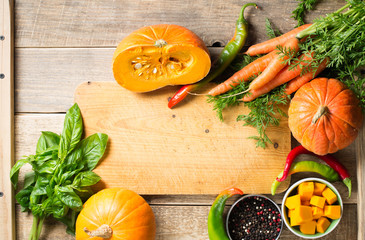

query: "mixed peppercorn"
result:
(227, 196), (282, 240)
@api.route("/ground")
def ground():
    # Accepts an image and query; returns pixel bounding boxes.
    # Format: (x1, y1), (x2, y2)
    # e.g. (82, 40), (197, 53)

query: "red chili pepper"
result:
(277, 145), (352, 197)
(276, 145), (309, 182)
(167, 83), (200, 109)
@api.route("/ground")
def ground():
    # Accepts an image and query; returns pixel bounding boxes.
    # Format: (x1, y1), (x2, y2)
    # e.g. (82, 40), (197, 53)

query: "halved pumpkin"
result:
(112, 24), (211, 92)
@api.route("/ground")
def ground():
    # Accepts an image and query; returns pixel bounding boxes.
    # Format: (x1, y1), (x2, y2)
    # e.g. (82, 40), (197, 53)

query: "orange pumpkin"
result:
(76, 188), (156, 240)
(288, 78), (363, 155)
(112, 24), (211, 92)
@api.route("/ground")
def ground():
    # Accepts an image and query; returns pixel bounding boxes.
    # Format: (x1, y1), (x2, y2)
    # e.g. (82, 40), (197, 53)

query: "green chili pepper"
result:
(208, 188), (243, 240)
(271, 161), (340, 195)
(168, 3), (257, 108)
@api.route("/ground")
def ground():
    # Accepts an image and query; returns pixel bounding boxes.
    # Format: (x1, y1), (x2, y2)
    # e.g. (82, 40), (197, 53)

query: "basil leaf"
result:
(15, 186), (33, 212)
(65, 133), (108, 170)
(32, 175), (50, 196)
(51, 197), (69, 218)
(55, 185), (83, 211)
(41, 197), (53, 214)
(35, 145), (58, 163)
(83, 133), (108, 170)
(73, 186), (94, 200)
(36, 160), (57, 175)
(23, 171), (35, 189)
(10, 158), (31, 189)
(59, 103), (83, 160)
(58, 165), (84, 185)
(73, 171), (101, 187)
(36, 131), (60, 154)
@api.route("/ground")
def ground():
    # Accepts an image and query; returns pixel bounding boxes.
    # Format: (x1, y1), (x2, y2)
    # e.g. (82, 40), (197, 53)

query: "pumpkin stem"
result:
(155, 39), (167, 47)
(84, 224), (113, 239)
(312, 105), (329, 124)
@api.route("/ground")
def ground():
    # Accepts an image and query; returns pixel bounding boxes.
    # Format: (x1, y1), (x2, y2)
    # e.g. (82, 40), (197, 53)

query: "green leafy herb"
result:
(265, 18), (281, 39)
(10, 103), (108, 240)
(208, 80), (290, 148)
(292, 0), (365, 108)
(292, 0), (318, 26)
(237, 86), (289, 148)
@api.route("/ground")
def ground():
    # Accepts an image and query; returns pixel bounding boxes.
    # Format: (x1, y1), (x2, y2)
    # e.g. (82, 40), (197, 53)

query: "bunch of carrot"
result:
(208, 24), (328, 100)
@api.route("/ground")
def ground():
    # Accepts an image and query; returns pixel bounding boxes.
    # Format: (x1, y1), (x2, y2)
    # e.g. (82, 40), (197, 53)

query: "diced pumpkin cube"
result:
(313, 182), (327, 195)
(300, 220), (316, 235)
(294, 205), (313, 224)
(285, 194), (301, 210)
(298, 181), (314, 201)
(317, 217), (331, 233)
(290, 213), (301, 226)
(324, 205), (341, 219)
(288, 209), (294, 218)
(312, 206), (323, 220)
(301, 200), (311, 206)
(322, 188), (338, 205)
(310, 195), (326, 208)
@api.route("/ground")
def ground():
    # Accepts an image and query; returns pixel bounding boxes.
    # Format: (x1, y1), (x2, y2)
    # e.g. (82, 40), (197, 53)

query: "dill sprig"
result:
(292, 0), (318, 26)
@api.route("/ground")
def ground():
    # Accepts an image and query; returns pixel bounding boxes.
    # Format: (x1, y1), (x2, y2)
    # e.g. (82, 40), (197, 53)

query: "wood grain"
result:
(14, 113), (358, 204)
(356, 119), (365, 240)
(11, 0), (361, 239)
(0, 0), (15, 239)
(14, 0), (344, 48)
(15, 204), (357, 240)
(73, 82), (290, 194)
(15, 48), (225, 113)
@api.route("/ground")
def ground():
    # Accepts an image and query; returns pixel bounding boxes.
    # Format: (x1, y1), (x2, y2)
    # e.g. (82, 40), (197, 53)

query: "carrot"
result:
(242, 52), (314, 102)
(207, 51), (276, 96)
(284, 58), (328, 95)
(245, 24), (311, 56)
(248, 37), (300, 91)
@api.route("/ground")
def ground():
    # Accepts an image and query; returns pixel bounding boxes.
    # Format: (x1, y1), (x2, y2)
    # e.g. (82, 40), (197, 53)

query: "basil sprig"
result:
(10, 103), (108, 239)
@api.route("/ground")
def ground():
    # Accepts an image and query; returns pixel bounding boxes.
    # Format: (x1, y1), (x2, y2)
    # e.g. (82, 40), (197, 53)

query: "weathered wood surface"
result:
(14, 0), (344, 48)
(15, 204), (357, 240)
(356, 119), (365, 240)
(0, 0), (15, 239)
(14, 114), (359, 238)
(15, 114), (358, 204)
(11, 0), (361, 239)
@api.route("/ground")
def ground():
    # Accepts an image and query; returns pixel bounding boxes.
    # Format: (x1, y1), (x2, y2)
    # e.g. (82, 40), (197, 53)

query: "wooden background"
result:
(10, 0), (362, 239)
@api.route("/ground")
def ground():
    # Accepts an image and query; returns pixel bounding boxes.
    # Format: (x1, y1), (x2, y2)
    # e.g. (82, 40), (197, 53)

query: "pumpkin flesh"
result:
(289, 78), (363, 155)
(113, 24), (211, 92)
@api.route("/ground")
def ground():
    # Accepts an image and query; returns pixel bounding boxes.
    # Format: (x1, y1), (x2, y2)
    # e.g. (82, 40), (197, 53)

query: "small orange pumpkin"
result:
(76, 188), (156, 240)
(112, 24), (211, 92)
(288, 78), (363, 155)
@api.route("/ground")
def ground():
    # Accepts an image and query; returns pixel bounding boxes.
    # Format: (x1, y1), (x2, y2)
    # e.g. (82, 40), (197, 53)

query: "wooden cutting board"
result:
(74, 81), (291, 194)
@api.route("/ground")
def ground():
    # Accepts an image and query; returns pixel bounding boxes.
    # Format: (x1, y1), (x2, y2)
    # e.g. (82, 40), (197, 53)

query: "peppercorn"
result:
(228, 196), (282, 240)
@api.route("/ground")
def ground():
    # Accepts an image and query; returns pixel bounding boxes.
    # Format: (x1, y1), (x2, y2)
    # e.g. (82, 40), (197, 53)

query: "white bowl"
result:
(281, 177), (343, 239)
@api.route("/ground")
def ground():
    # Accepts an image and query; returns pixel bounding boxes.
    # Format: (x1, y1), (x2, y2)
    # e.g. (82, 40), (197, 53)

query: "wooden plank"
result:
(14, 0), (345, 48)
(14, 113), (358, 203)
(73, 82), (290, 194)
(0, 0), (15, 239)
(15, 47), (225, 113)
(15, 203), (357, 240)
(356, 119), (365, 240)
